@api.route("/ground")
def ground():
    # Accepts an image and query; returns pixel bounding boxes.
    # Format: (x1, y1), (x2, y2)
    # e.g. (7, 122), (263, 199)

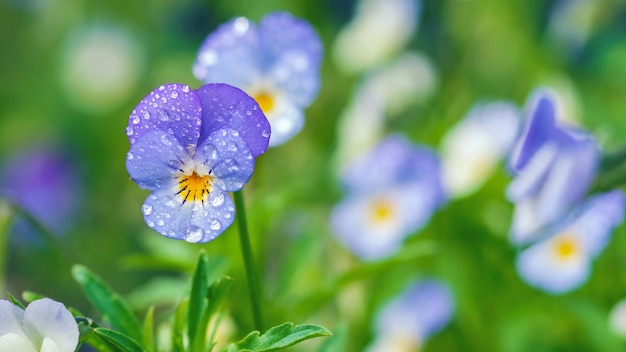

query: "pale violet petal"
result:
(196, 128), (254, 192)
(0, 300), (25, 337)
(264, 96), (304, 147)
(260, 12), (323, 107)
(516, 234), (590, 294)
(126, 130), (190, 191)
(22, 298), (79, 352)
(374, 280), (454, 339)
(143, 185), (235, 243)
(193, 17), (261, 88)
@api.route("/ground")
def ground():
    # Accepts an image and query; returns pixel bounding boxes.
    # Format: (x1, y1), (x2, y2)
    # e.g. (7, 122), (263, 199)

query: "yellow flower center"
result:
(253, 92), (275, 113)
(553, 235), (581, 261)
(177, 171), (213, 203)
(370, 198), (395, 224)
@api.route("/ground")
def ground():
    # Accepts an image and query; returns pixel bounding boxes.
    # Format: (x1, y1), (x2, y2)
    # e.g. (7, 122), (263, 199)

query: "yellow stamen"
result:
(370, 198), (395, 224)
(253, 92), (275, 113)
(177, 171), (213, 203)
(553, 235), (580, 261)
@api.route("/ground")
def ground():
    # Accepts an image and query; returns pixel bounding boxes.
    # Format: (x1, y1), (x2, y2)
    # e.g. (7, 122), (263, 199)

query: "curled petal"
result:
(197, 83), (270, 157)
(142, 185), (235, 243)
(127, 83), (202, 148)
(193, 17), (261, 89)
(126, 130), (190, 191)
(195, 128), (254, 192)
(22, 298), (79, 352)
(260, 12), (323, 107)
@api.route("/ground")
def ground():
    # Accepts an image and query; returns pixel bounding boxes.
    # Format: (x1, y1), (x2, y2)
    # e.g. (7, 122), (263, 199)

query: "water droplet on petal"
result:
(157, 219), (165, 226)
(185, 225), (204, 243)
(158, 110), (169, 122)
(147, 220), (155, 228)
(142, 111), (150, 120)
(182, 85), (190, 93)
(261, 130), (270, 138)
(126, 152), (134, 160)
(160, 134), (172, 146)
(170, 91), (179, 99)
(142, 204), (153, 215)
(132, 115), (141, 124)
(158, 85), (166, 91)
(210, 219), (221, 231)
(126, 126), (134, 136)
(211, 193), (225, 207)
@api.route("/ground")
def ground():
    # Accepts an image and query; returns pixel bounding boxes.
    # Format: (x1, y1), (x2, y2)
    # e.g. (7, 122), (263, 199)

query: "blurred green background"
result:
(3, 0), (626, 351)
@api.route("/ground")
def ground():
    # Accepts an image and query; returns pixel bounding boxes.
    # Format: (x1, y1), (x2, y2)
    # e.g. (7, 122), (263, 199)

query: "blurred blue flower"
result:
(367, 279), (454, 351)
(331, 135), (446, 260)
(0, 298), (79, 352)
(125, 83), (270, 243)
(516, 190), (625, 294)
(193, 12), (322, 147)
(0, 147), (82, 237)
(507, 91), (599, 245)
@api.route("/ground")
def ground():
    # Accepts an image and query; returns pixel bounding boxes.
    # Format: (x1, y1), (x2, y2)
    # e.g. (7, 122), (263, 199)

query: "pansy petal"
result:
(516, 235), (590, 294)
(0, 333), (37, 352)
(260, 12), (323, 107)
(509, 92), (558, 172)
(22, 298), (79, 352)
(197, 83), (270, 157)
(375, 280), (454, 339)
(126, 130), (190, 191)
(265, 97), (304, 147)
(142, 185), (235, 243)
(195, 129), (254, 192)
(127, 83), (202, 148)
(564, 190), (625, 257)
(0, 300), (25, 336)
(193, 17), (261, 89)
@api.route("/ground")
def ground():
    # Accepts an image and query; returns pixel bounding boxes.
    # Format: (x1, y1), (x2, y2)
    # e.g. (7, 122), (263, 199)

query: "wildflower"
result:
(193, 12), (322, 147)
(367, 279), (453, 351)
(333, 0), (420, 74)
(125, 83), (270, 243)
(507, 91), (598, 245)
(516, 190), (625, 293)
(609, 298), (626, 338)
(0, 148), (81, 236)
(441, 101), (520, 198)
(0, 298), (79, 352)
(331, 135), (446, 260)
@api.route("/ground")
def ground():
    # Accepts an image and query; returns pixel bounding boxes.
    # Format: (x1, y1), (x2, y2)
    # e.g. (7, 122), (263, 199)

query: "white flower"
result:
(0, 298), (79, 352)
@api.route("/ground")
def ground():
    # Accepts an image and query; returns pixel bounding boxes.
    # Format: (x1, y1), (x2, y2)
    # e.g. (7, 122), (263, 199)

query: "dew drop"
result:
(132, 115), (141, 124)
(158, 110), (169, 122)
(160, 134), (172, 146)
(142, 204), (153, 215)
(170, 91), (179, 99)
(157, 219), (165, 226)
(185, 225), (204, 243)
(158, 85), (166, 91)
(228, 144), (238, 152)
(126, 152), (134, 160)
(142, 111), (150, 120)
(125, 126), (134, 136)
(161, 96), (168, 103)
(147, 220), (155, 228)
(261, 130), (270, 138)
(182, 85), (190, 93)
(211, 193), (225, 207)
(210, 219), (221, 231)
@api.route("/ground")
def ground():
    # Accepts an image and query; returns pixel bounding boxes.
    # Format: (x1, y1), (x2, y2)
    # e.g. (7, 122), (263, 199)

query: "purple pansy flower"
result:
(507, 91), (599, 245)
(0, 148), (81, 236)
(125, 83), (270, 243)
(331, 135), (446, 260)
(367, 279), (454, 351)
(193, 12), (322, 147)
(517, 190), (625, 293)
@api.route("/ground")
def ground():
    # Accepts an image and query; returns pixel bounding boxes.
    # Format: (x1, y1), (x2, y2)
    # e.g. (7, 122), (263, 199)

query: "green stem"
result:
(589, 148), (626, 194)
(233, 190), (264, 332)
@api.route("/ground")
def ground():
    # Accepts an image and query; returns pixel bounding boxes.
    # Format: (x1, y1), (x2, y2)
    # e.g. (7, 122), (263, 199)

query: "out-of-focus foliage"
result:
(2, 0), (626, 351)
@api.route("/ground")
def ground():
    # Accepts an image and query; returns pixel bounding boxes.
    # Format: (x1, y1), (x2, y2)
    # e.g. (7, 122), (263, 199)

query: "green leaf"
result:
(188, 251), (210, 350)
(94, 328), (144, 352)
(6, 292), (25, 309)
(235, 322), (332, 352)
(142, 306), (156, 352)
(171, 299), (188, 352)
(72, 265), (142, 342)
(21, 290), (44, 303)
(202, 278), (233, 351)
